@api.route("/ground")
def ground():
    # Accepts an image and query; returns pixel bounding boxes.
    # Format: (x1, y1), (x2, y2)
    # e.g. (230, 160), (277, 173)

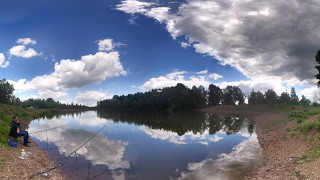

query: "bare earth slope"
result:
(199, 104), (320, 179)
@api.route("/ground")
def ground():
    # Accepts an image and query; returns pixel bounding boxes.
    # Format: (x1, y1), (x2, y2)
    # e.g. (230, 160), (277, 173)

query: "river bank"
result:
(199, 104), (320, 179)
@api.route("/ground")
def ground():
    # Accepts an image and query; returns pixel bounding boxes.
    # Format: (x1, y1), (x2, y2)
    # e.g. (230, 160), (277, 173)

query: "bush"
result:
(298, 120), (315, 134)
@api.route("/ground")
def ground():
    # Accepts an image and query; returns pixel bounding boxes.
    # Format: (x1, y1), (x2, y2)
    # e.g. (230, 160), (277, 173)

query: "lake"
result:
(27, 110), (262, 180)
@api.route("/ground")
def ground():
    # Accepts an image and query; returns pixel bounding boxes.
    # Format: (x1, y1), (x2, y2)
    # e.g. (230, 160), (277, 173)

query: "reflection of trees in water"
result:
(97, 110), (254, 136)
(40, 110), (87, 119)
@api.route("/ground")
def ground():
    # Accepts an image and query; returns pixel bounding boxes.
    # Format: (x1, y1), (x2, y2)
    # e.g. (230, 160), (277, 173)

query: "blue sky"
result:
(1, 0), (320, 106)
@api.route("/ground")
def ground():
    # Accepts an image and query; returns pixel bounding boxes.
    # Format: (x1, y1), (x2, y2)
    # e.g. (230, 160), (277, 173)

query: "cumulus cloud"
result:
(116, 0), (153, 14)
(97, 38), (124, 52)
(10, 38), (127, 105)
(16, 38), (36, 45)
(116, 0), (320, 87)
(139, 70), (288, 96)
(208, 73), (223, 80)
(75, 91), (111, 107)
(0, 53), (9, 68)
(9, 38), (41, 58)
(140, 70), (216, 90)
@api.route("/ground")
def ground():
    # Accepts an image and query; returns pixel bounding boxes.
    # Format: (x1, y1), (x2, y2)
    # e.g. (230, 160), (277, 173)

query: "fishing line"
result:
(67, 123), (108, 157)
(29, 123), (68, 134)
(29, 122), (109, 178)
(29, 163), (66, 178)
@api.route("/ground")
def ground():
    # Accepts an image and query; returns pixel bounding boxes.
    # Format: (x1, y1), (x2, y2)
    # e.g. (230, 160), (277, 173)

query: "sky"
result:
(1, 0), (320, 107)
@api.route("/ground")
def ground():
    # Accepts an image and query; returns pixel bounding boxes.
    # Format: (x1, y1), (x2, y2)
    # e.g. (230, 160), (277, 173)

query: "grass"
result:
(0, 159), (5, 170)
(0, 103), (49, 146)
(288, 108), (320, 164)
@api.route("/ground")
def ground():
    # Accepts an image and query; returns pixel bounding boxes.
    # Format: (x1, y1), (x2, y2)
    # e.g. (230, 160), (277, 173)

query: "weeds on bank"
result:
(0, 159), (5, 169)
(288, 109), (320, 164)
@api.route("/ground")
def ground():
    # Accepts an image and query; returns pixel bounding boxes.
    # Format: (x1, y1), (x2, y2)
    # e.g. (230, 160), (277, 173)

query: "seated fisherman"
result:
(10, 115), (31, 147)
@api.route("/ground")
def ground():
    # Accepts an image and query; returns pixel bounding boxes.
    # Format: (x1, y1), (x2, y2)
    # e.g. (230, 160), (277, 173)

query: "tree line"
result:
(97, 83), (312, 111)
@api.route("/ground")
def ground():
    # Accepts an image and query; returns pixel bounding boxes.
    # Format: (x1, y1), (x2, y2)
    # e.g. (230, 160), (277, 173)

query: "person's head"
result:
(13, 116), (18, 122)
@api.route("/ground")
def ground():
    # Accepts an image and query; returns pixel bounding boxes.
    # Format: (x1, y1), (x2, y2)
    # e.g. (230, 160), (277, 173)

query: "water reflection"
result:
(98, 111), (254, 136)
(176, 134), (262, 180)
(28, 110), (262, 180)
(28, 114), (130, 175)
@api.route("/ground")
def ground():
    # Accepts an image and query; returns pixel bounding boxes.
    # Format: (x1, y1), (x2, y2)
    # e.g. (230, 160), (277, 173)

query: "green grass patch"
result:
(290, 132), (296, 137)
(298, 120), (315, 135)
(0, 159), (5, 169)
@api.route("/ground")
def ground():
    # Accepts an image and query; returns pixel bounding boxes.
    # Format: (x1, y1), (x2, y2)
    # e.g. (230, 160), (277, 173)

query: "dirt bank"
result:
(200, 104), (320, 179)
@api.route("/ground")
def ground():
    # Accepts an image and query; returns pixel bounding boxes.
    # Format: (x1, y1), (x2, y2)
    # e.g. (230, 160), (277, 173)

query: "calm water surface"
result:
(27, 110), (262, 180)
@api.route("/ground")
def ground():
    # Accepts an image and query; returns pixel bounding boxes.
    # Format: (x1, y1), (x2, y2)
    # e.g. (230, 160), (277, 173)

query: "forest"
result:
(97, 83), (312, 111)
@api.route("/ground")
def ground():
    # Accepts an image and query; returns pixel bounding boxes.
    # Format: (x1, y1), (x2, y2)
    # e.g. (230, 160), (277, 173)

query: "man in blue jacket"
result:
(10, 116), (31, 147)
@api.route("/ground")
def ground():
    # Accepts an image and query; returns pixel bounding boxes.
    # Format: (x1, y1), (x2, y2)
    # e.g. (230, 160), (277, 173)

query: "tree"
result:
(0, 78), (15, 104)
(265, 89), (278, 108)
(299, 95), (311, 106)
(222, 86), (244, 105)
(256, 91), (265, 104)
(279, 91), (291, 105)
(248, 89), (257, 105)
(208, 84), (222, 106)
(290, 87), (299, 105)
(315, 49), (320, 86)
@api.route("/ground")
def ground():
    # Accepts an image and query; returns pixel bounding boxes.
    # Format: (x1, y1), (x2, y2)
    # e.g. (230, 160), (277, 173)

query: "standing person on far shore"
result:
(9, 116), (31, 147)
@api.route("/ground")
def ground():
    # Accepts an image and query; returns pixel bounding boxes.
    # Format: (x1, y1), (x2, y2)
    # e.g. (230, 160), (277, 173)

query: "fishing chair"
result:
(7, 132), (23, 143)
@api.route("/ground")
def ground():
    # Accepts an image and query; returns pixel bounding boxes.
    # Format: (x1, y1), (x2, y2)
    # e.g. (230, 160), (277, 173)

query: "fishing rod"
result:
(67, 123), (108, 157)
(86, 163), (108, 180)
(29, 123), (68, 134)
(29, 163), (66, 178)
(29, 123), (109, 178)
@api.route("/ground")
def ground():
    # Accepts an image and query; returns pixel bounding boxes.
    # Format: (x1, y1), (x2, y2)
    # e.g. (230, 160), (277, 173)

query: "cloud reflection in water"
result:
(140, 126), (225, 145)
(176, 134), (262, 180)
(29, 115), (130, 173)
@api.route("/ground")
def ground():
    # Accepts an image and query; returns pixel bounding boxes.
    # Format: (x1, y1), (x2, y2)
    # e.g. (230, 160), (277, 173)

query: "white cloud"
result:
(180, 42), (190, 48)
(10, 39), (127, 106)
(300, 86), (319, 100)
(75, 90), (110, 107)
(0, 53), (9, 68)
(16, 38), (36, 45)
(140, 70), (288, 96)
(196, 69), (208, 74)
(116, 0), (320, 87)
(98, 38), (114, 51)
(9, 45), (41, 58)
(9, 38), (41, 58)
(115, 0), (153, 14)
(208, 73), (223, 80)
(140, 70), (210, 90)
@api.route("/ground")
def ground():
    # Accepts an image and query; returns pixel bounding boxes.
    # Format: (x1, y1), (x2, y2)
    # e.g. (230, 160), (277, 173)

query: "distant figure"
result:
(9, 116), (31, 147)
